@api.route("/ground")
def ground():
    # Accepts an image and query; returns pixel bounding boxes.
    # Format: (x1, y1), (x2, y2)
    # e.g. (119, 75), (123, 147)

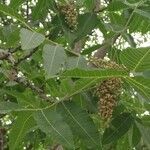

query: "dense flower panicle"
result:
(59, 1), (78, 30)
(90, 57), (122, 121)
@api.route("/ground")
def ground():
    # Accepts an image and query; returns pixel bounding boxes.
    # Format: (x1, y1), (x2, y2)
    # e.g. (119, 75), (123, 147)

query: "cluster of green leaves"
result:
(0, 0), (150, 149)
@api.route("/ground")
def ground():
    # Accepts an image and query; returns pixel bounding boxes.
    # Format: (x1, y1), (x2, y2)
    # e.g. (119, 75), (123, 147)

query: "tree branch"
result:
(0, 46), (21, 61)
(26, 0), (29, 19)
(94, 34), (120, 59)
(0, 47), (53, 102)
(16, 77), (51, 101)
(0, 51), (10, 60)
(73, 38), (86, 54)
(94, 0), (101, 12)
(14, 47), (39, 66)
(7, 69), (53, 102)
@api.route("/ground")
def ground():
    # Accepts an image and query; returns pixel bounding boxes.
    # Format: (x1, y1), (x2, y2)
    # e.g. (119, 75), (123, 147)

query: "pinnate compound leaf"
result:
(20, 28), (45, 50)
(9, 112), (36, 150)
(0, 102), (23, 114)
(34, 109), (74, 149)
(102, 113), (134, 144)
(120, 47), (150, 71)
(0, 25), (20, 48)
(57, 101), (102, 149)
(43, 44), (67, 78)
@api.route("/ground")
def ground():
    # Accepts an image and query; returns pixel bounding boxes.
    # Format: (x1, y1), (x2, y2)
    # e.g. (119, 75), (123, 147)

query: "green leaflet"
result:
(131, 123), (141, 147)
(102, 113), (134, 144)
(20, 28), (45, 50)
(32, 0), (52, 21)
(34, 109), (74, 149)
(135, 9), (150, 20)
(9, 112), (36, 150)
(9, 0), (24, 9)
(0, 102), (23, 114)
(76, 13), (99, 40)
(126, 77), (150, 101)
(120, 47), (150, 71)
(65, 55), (87, 70)
(47, 77), (99, 99)
(136, 122), (150, 149)
(43, 44), (67, 78)
(0, 25), (20, 48)
(57, 101), (102, 149)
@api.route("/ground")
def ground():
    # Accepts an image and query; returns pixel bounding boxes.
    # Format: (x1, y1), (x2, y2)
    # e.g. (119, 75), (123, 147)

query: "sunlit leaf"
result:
(43, 44), (67, 78)
(65, 55), (87, 70)
(20, 28), (45, 50)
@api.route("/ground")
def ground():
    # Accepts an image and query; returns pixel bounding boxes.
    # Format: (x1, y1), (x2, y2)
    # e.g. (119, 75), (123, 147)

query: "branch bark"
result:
(0, 47), (53, 102)
(94, 34), (120, 59)
(7, 68), (53, 102)
(14, 47), (39, 66)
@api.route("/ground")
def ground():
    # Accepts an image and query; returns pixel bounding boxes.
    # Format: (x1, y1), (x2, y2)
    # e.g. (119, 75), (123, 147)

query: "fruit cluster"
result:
(96, 78), (122, 121)
(89, 57), (121, 69)
(59, 1), (78, 30)
(90, 57), (122, 121)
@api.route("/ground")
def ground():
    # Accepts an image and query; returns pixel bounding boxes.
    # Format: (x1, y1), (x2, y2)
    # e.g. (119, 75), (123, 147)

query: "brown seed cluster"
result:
(90, 57), (122, 121)
(59, 1), (78, 30)
(89, 57), (122, 69)
(96, 78), (122, 121)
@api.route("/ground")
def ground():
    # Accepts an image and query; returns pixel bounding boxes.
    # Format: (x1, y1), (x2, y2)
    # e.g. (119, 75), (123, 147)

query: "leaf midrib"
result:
(103, 115), (132, 143)
(126, 77), (150, 100)
(133, 48), (150, 71)
(48, 45), (58, 75)
(62, 102), (99, 146)
(41, 110), (72, 147)
(12, 114), (33, 150)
